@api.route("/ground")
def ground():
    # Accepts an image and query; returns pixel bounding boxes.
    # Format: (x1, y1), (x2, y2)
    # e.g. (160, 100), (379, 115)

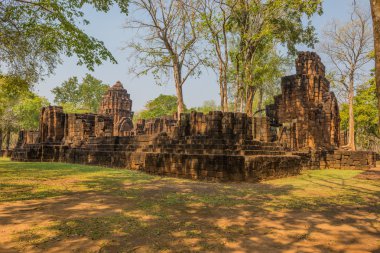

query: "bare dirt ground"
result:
(0, 158), (379, 253)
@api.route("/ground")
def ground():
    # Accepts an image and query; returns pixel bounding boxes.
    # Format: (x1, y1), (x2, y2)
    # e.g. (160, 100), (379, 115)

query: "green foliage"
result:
(188, 100), (220, 114)
(0, 90), (48, 132)
(58, 103), (93, 114)
(13, 94), (49, 130)
(228, 0), (321, 113)
(136, 96), (228, 121)
(0, 0), (129, 81)
(0, 75), (31, 119)
(52, 77), (81, 106)
(231, 0), (322, 54)
(355, 81), (378, 134)
(0, 75), (30, 98)
(340, 104), (349, 131)
(340, 78), (378, 134)
(0, 75), (47, 134)
(135, 94), (178, 120)
(52, 74), (109, 113)
(340, 77), (379, 149)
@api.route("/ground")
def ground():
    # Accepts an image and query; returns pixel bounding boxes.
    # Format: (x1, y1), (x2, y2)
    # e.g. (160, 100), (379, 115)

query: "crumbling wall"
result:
(266, 52), (340, 151)
(64, 114), (96, 147)
(294, 150), (376, 170)
(39, 106), (65, 143)
(94, 115), (113, 137)
(13, 109), (304, 182)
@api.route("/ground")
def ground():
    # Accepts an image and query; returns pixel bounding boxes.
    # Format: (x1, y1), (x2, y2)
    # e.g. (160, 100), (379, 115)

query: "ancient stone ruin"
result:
(12, 52), (376, 182)
(266, 52), (340, 150)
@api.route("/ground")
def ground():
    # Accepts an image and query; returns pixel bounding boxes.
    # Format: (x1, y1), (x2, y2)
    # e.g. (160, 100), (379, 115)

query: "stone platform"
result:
(13, 112), (303, 182)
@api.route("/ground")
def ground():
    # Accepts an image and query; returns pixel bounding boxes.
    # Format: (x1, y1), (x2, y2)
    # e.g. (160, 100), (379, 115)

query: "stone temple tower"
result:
(98, 81), (134, 136)
(266, 52), (340, 150)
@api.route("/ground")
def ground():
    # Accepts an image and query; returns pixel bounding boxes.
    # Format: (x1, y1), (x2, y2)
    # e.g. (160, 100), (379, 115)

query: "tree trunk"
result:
(371, 0), (380, 133)
(219, 62), (225, 112)
(240, 96), (244, 113)
(175, 84), (185, 119)
(223, 74), (228, 112)
(234, 55), (240, 113)
(257, 87), (263, 116)
(245, 86), (256, 117)
(223, 62), (229, 112)
(348, 77), (356, 151)
(233, 88), (238, 113)
(5, 130), (11, 151)
(173, 63), (185, 119)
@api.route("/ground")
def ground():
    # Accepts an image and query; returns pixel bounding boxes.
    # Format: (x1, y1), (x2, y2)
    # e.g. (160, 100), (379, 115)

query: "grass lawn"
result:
(0, 157), (379, 252)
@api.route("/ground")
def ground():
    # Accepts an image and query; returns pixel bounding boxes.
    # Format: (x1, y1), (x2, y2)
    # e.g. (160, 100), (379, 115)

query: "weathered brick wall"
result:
(16, 130), (39, 146)
(253, 117), (271, 142)
(39, 106), (65, 143)
(64, 114), (96, 147)
(94, 115), (113, 137)
(25, 131), (39, 144)
(294, 150), (376, 170)
(266, 52), (340, 151)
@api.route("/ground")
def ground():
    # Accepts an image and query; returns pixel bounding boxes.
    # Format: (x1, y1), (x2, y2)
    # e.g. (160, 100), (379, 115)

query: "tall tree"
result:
(230, 0), (322, 116)
(321, 6), (373, 151)
(254, 50), (290, 115)
(0, 75), (30, 151)
(52, 77), (81, 106)
(126, 0), (206, 117)
(370, 0), (380, 132)
(0, 89), (48, 151)
(340, 77), (378, 150)
(196, 0), (235, 112)
(52, 74), (109, 113)
(14, 95), (49, 130)
(0, 0), (129, 82)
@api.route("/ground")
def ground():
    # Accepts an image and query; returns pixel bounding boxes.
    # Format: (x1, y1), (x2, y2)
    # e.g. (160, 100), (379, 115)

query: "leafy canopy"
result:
(0, 90), (49, 132)
(52, 74), (109, 113)
(135, 94), (179, 120)
(0, 0), (129, 82)
(13, 94), (50, 130)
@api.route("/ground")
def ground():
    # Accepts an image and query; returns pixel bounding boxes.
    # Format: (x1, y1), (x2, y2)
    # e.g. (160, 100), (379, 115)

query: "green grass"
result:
(1, 157), (380, 252)
(1, 157), (379, 210)
(0, 157), (154, 202)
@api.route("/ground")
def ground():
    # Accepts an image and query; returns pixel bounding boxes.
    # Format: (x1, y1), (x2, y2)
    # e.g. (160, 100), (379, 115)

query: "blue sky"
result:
(34, 0), (370, 111)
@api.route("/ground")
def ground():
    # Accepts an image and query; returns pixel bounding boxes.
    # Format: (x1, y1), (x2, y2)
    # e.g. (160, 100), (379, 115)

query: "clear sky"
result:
(34, 0), (371, 112)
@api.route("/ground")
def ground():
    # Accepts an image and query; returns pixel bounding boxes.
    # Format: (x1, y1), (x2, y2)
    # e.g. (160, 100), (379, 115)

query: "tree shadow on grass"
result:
(62, 180), (380, 252)
(1, 162), (380, 252)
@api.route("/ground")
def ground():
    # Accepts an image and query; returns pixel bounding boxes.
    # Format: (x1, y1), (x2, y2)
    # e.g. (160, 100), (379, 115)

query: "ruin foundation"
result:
(12, 52), (376, 182)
